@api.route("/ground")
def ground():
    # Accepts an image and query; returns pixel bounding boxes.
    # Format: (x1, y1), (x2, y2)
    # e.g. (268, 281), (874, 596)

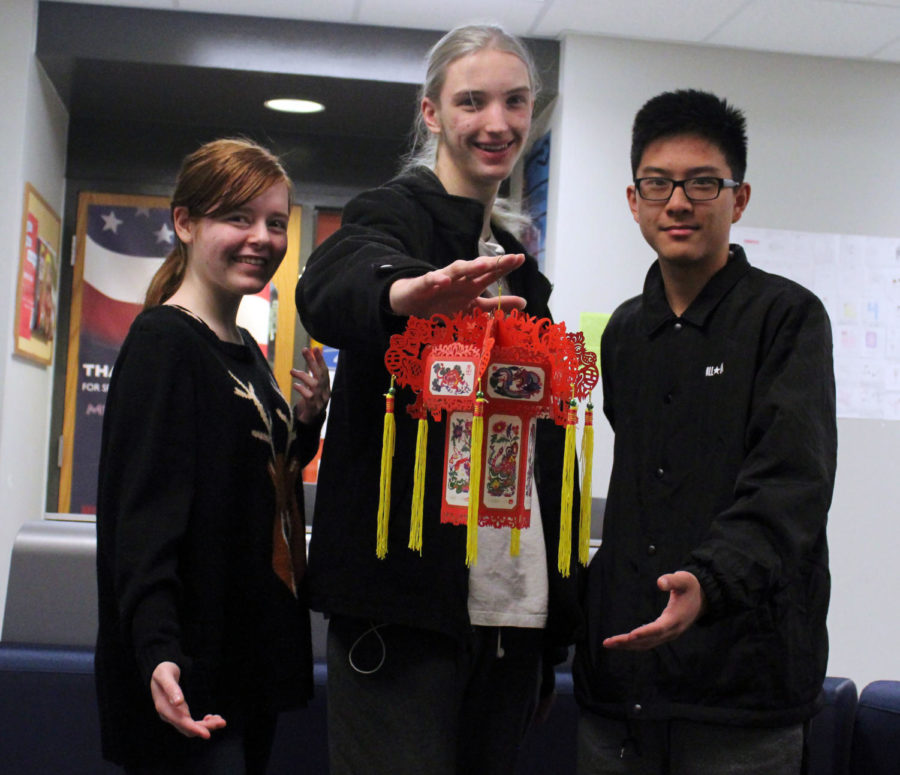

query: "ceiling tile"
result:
(842, 0), (900, 7)
(532, 0), (750, 41)
(707, 0), (900, 59)
(48, 0), (177, 7)
(177, 0), (358, 20)
(354, 0), (545, 35)
(40, 0), (900, 64)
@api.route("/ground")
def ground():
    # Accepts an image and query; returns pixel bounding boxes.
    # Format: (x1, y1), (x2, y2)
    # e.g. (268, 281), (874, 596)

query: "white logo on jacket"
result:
(705, 363), (725, 377)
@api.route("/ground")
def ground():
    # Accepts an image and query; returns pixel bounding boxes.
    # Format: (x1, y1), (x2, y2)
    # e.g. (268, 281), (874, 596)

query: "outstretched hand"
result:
(292, 346), (331, 425)
(602, 571), (706, 651)
(389, 253), (527, 318)
(150, 661), (227, 739)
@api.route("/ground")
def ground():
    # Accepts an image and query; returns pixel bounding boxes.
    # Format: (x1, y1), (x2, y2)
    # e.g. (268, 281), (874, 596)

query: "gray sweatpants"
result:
(325, 615), (544, 775)
(577, 709), (804, 775)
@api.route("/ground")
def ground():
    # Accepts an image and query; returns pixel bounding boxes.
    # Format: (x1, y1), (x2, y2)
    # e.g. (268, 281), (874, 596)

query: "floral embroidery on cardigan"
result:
(230, 372), (305, 597)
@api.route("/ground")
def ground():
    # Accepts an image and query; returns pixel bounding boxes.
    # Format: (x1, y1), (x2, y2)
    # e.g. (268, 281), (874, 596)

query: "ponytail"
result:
(144, 244), (188, 309)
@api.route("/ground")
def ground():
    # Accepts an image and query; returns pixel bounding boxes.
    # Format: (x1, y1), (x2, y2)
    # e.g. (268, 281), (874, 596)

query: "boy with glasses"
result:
(573, 89), (837, 774)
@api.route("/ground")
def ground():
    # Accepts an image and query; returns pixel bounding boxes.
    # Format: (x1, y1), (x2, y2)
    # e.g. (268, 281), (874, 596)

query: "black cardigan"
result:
(296, 168), (582, 648)
(95, 306), (321, 766)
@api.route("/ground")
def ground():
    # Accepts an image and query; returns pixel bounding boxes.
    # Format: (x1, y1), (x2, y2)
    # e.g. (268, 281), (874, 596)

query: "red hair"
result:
(144, 138), (291, 309)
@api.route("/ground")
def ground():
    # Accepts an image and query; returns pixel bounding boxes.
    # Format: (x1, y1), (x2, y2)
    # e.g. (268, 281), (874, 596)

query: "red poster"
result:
(18, 213), (38, 340)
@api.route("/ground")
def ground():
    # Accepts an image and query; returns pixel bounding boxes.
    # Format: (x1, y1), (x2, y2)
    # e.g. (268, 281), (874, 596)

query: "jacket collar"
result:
(390, 167), (550, 309)
(642, 244), (751, 335)
(393, 167), (485, 237)
(392, 166), (529, 255)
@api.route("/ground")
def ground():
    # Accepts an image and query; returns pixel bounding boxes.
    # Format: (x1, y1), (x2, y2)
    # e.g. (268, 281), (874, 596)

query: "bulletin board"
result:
(733, 226), (900, 421)
(14, 183), (61, 365)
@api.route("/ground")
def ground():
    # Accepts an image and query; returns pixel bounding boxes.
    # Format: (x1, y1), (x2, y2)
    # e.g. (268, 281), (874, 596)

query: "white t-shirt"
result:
(467, 233), (549, 629)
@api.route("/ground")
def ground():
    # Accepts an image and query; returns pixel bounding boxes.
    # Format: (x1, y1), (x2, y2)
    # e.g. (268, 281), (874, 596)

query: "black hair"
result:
(630, 89), (747, 181)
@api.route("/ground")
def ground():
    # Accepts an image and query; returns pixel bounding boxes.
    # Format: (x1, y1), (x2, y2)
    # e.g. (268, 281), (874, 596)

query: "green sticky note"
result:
(579, 312), (611, 374)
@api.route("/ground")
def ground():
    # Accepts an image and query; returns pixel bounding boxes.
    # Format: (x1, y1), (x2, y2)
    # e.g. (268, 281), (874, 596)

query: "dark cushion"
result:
(268, 661), (330, 774)
(516, 667), (578, 775)
(0, 643), (332, 774)
(0, 643), (119, 774)
(851, 680), (900, 775)
(806, 676), (858, 775)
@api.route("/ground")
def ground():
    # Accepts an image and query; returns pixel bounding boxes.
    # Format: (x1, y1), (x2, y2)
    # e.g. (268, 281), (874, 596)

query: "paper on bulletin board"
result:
(579, 312), (611, 376)
(523, 131), (551, 272)
(14, 184), (61, 365)
(733, 226), (900, 421)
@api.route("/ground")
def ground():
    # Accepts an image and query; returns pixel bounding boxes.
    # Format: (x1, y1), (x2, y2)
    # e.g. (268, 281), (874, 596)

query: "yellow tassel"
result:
(510, 527), (521, 557)
(466, 392), (486, 567)
(558, 399), (577, 577)
(408, 417), (428, 554)
(578, 402), (595, 566)
(376, 379), (396, 560)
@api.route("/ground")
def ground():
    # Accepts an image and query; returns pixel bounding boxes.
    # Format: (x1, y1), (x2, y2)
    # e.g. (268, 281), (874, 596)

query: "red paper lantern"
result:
(380, 308), (599, 572)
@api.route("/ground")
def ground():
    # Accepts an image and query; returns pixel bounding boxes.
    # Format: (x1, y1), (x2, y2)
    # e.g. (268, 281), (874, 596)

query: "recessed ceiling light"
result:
(264, 98), (325, 114)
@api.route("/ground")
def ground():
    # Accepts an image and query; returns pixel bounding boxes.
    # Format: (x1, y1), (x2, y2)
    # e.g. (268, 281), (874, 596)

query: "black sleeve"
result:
(682, 293), (837, 619)
(99, 324), (197, 686)
(293, 408), (325, 469)
(295, 186), (435, 352)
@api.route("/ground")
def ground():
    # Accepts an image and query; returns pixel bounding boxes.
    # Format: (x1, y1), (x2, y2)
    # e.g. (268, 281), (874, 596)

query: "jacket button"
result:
(655, 467), (664, 478)
(673, 321), (683, 331)
(633, 704), (642, 715)
(664, 393), (673, 404)
(647, 544), (657, 556)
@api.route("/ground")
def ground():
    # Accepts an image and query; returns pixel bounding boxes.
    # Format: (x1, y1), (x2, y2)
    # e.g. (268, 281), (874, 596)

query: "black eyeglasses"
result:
(634, 177), (741, 202)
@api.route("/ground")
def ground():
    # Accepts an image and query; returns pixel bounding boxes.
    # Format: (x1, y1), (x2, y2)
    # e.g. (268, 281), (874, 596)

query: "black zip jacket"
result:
(574, 247), (836, 726)
(296, 168), (582, 649)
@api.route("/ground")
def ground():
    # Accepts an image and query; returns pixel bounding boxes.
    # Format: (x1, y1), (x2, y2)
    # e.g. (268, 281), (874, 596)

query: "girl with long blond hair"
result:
(297, 25), (580, 775)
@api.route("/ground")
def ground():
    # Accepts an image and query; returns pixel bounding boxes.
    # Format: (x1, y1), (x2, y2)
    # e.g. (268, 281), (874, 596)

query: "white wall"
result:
(0, 0), (69, 625)
(546, 34), (900, 690)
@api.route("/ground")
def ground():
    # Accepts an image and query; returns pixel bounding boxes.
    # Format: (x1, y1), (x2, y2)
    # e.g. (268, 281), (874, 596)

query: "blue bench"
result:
(0, 642), (575, 775)
(516, 667), (578, 775)
(0, 644), (118, 774)
(0, 642), (331, 774)
(850, 680), (900, 775)
(0, 519), (887, 774)
(807, 676), (858, 775)
(0, 640), (871, 775)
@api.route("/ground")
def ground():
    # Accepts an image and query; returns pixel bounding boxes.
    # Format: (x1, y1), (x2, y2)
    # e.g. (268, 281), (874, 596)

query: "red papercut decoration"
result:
(384, 308), (599, 532)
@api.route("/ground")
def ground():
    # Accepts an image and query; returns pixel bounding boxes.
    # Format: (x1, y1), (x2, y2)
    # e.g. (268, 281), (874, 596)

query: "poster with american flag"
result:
(59, 193), (278, 515)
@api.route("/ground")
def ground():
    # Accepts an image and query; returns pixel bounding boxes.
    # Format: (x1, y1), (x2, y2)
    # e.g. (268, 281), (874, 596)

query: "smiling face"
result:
(173, 181), (290, 303)
(423, 47), (533, 203)
(627, 133), (750, 279)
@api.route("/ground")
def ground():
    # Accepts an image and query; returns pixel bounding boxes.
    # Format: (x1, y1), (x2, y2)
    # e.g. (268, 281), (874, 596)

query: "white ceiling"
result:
(52, 0), (900, 62)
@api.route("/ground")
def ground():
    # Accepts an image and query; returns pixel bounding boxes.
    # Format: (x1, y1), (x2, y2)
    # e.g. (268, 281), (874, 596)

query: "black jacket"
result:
(574, 247), (836, 726)
(296, 168), (582, 648)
